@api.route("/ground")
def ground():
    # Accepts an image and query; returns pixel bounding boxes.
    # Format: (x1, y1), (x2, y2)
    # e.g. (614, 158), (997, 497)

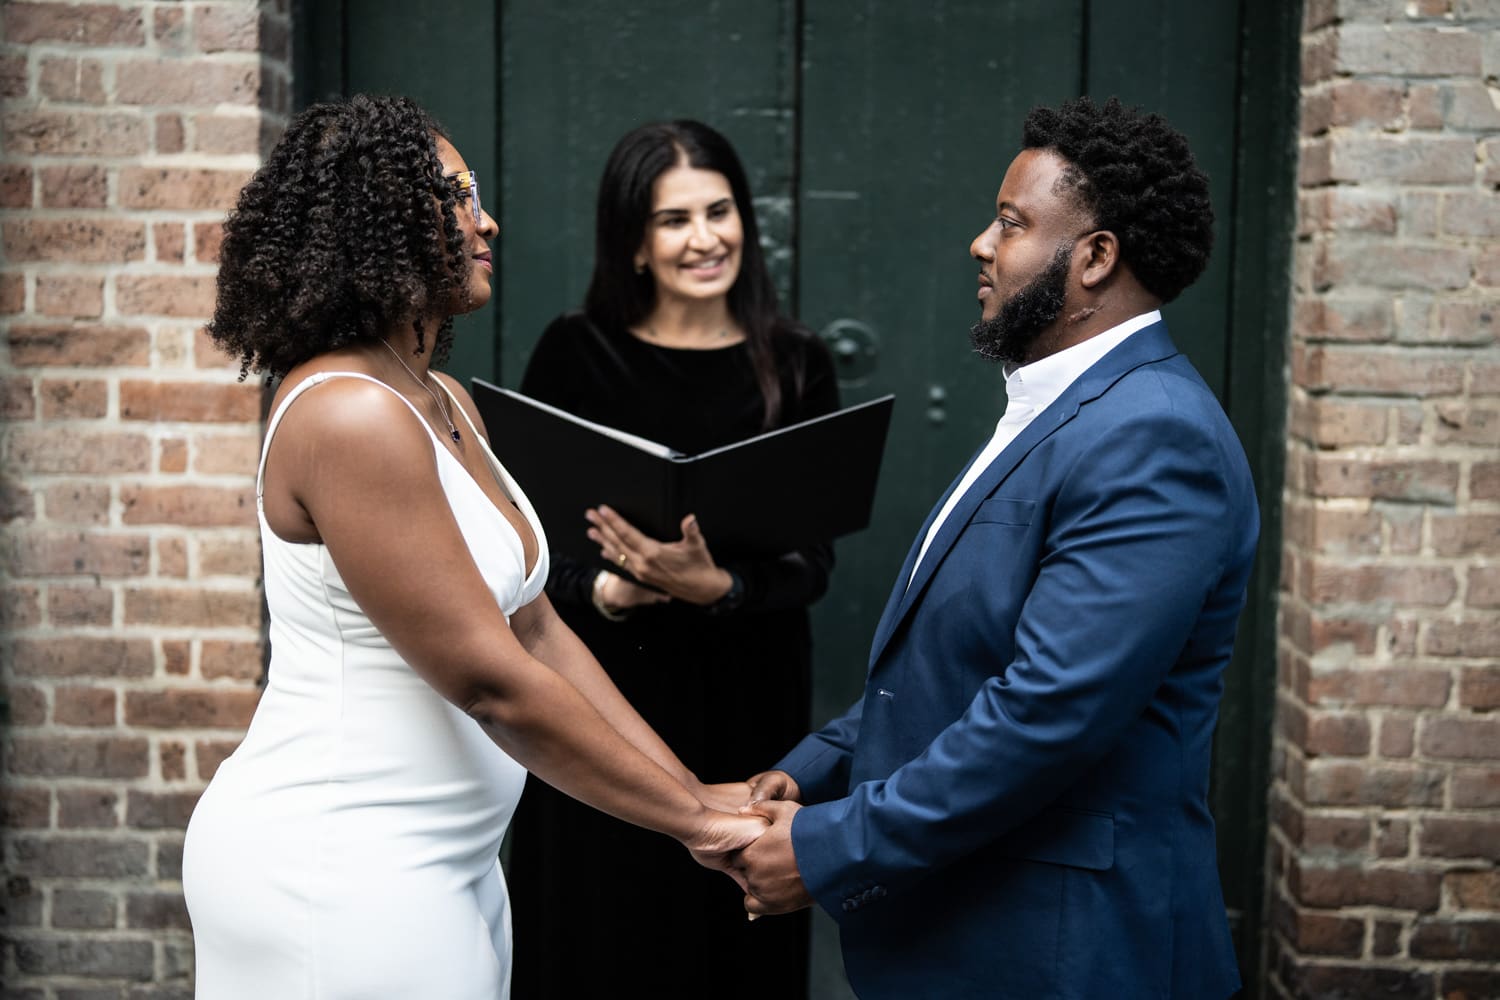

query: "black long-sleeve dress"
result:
(507, 310), (839, 999)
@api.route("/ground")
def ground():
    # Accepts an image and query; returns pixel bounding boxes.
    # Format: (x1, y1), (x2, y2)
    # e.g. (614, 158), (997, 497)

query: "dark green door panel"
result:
(497, 1), (798, 385)
(294, 5), (1298, 996)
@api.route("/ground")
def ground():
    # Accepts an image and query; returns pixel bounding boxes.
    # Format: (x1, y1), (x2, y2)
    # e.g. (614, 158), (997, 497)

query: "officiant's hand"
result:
(737, 799), (812, 915)
(586, 507), (734, 606)
(593, 571), (670, 612)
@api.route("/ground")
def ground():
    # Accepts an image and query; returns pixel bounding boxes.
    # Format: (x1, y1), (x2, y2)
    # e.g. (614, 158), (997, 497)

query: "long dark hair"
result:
(584, 119), (786, 428)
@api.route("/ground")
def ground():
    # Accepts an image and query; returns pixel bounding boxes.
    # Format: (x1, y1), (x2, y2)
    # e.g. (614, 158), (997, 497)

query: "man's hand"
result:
(737, 799), (813, 915)
(686, 808), (766, 894)
(745, 769), (801, 805)
(696, 780), (752, 814)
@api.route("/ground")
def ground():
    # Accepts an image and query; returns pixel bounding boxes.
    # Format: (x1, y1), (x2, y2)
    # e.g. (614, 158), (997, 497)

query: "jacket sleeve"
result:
(789, 401), (1256, 921)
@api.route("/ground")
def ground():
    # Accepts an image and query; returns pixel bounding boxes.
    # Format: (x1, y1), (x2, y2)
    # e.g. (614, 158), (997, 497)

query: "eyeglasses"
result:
(447, 170), (481, 226)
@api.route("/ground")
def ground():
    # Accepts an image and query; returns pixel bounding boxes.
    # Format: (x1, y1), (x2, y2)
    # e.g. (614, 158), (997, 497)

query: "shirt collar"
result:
(1003, 309), (1162, 415)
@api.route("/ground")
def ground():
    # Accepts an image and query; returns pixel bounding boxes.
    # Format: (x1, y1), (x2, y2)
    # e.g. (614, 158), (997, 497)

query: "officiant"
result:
(506, 119), (838, 999)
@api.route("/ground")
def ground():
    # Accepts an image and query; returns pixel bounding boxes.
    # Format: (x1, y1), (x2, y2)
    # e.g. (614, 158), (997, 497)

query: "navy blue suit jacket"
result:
(777, 322), (1255, 999)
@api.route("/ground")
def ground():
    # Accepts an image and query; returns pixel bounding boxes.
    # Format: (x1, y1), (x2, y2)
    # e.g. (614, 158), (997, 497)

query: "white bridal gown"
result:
(184, 372), (547, 1000)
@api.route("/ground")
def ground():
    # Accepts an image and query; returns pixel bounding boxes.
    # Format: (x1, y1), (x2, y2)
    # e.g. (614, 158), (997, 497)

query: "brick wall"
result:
(1270, 1), (1500, 997)
(1, 2), (288, 994)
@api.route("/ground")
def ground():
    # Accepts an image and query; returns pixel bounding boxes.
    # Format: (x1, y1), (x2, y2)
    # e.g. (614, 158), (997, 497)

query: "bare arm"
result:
(267, 377), (757, 852)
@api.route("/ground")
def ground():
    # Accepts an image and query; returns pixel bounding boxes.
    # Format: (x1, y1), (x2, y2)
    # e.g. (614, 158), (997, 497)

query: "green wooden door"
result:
(295, 3), (1299, 995)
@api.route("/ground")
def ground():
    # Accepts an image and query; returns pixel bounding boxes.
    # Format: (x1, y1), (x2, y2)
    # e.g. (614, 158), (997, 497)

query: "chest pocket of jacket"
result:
(969, 497), (1036, 526)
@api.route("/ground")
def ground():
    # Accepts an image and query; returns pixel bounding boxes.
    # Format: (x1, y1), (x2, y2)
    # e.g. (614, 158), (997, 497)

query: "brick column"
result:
(1270, 1), (1499, 997)
(1, 2), (288, 992)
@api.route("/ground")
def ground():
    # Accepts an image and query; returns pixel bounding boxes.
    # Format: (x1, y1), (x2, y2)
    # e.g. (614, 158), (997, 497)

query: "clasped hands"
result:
(692, 772), (813, 918)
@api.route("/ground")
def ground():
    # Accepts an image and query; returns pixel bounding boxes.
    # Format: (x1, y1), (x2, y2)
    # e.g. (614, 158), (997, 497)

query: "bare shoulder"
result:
(431, 369), (492, 445)
(271, 370), (437, 477)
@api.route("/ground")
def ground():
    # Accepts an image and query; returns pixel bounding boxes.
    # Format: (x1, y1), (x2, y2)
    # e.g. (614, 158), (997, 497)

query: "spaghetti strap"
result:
(255, 371), (429, 503)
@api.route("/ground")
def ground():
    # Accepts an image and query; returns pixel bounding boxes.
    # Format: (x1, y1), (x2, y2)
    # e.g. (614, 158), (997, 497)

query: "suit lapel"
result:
(866, 321), (1180, 671)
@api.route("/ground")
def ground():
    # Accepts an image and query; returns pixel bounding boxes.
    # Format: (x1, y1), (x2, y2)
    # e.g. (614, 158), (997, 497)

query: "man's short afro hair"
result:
(1023, 96), (1214, 304)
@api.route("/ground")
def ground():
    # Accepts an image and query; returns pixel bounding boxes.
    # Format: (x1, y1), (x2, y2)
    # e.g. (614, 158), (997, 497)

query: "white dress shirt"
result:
(908, 309), (1163, 586)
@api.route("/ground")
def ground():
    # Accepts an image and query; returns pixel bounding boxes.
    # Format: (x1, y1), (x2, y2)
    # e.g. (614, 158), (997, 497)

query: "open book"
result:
(472, 379), (894, 561)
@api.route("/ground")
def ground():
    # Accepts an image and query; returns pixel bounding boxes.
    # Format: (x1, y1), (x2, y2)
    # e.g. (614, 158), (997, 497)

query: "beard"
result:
(969, 241), (1073, 365)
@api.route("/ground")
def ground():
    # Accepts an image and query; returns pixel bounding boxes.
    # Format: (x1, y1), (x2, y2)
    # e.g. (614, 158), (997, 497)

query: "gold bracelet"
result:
(591, 571), (630, 622)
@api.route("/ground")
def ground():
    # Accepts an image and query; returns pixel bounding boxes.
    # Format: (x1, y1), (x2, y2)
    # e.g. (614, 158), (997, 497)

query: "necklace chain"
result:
(379, 339), (461, 444)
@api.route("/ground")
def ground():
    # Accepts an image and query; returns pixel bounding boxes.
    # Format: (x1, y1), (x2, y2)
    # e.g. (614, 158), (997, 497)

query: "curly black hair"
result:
(1022, 97), (1213, 304)
(208, 94), (468, 379)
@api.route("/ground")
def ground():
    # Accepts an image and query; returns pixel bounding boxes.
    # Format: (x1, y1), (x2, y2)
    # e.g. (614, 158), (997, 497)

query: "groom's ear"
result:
(1077, 230), (1120, 290)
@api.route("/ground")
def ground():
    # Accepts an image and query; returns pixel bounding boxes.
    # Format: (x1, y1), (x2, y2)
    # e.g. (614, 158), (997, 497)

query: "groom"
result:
(735, 97), (1256, 999)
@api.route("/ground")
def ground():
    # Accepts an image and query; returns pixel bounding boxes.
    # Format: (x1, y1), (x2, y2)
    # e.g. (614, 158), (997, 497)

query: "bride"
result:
(182, 94), (764, 1000)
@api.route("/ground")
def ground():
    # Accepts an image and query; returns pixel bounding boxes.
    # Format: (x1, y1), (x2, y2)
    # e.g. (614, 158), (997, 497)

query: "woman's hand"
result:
(594, 571), (670, 612)
(684, 807), (768, 891)
(587, 507), (735, 606)
(695, 780), (753, 813)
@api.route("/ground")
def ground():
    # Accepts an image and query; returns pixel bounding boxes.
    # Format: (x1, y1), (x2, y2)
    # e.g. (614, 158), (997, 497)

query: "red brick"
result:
(0, 164), (32, 208)
(155, 741), (187, 782)
(1447, 871), (1500, 911)
(3, 3), (145, 45)
(38, 56), (105, 104)
(1306, 712), (1371, 756)
(1372, 919), (1402, 958)
(1326, 79), (1404, 131)
(1313, 296), (1396, 344)
(1292, 398), (1392, 448)
(1, 110), (150, 157)
(5, 530), (150, 578)
(195, 5), (259, 51)
(1432, 513), (1500, 557)
(1300, 345), (1466, 394)
(126, 891), (190, 931)
(53, 686), (116, 727)
(199, 536), (262, 578)
(9, 836), (148, 878)
(1336, 24), (1483, 75)
(186, 226), (226, 270)
(39, 378), (108, 420)
(115, 274), (216, 318)
(1468, 567), (1500, 610)
(1308, 456), (1459, 503)
(154, 221), (186, 264)
(1442, 969), (1500, 1000)
(120, 380), (259, 422)
(1379, 714), (1415, 757)
(1474, 461), (1500, 500)
(1457, 666), (1499, 710)
(124, 587), (262, 629)
(1, 785), (51, 829)
(11, 637), (154, 679)
(1, 586), (43, 630)
(1435, 402), (1500, 445)
(1422, 816), (1499, 860)
(41, 481), (111, 523)
(0, 272), (25, 313)
(1375, 817), (1410, 858)
(53, 888), (118, 930)
(149, 111), (186, 156)
(2, 682), (47, 727)
(1305, 560), (1457, 606)
(1476, 358), (1500, 394)
(153, 5), (186, 48)
(3, 218), (147, 264)
(194, 432), (260, 474)
(0, 50), (26, 98)
(123, 688), (260, 729)
(1410, 918), (1500, 960)
(48, 585), (114, 627)
(196, 739), (240, 781)
(1303, 759), (1446, 807)
(1272, 895), (1365, 956)
(1426, 619), (1500, 658)
(1291, 858), (1442, 911)
(119, 485), (254, 529)
(163, 639), (191, 676)
(116, 59), (260, 106)
(1, 375), (36, 419)
(8, 735), (149, 778)
(8, 324), (149, 367)
(56, 788), (118, 829)
(160, 436), (189, 474)
(1421, 716), (1500, 759)
(1400, 192), (1440, 239)
(158, 534), (188, 578)
(202, 640), (263, 681)
(35, 275), (104, 317)
(12, 939), (154, 980)
(118, 167), (251, 211)
(1302, 32), (1335, 85)
(7, 427), (148, 476)
(125, 789), (201, 830)
(1301, 812), (1369, 853)
(194, 113), (262, 155)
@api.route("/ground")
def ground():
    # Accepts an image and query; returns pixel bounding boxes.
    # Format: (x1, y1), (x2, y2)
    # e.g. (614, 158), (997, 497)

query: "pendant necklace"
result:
(379, 339), (461, 443)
